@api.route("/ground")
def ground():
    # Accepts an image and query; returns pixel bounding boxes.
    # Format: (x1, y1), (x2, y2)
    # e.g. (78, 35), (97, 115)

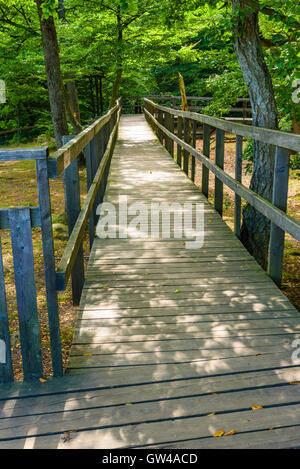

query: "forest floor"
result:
(0, 133), (299, 381)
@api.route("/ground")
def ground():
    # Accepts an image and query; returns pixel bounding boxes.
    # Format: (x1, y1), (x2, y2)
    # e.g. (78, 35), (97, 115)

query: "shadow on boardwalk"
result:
(1, 115), (300, 449)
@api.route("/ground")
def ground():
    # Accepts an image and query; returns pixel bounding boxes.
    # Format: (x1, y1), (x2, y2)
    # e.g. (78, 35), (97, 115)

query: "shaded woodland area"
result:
(0, 1), (299, 381)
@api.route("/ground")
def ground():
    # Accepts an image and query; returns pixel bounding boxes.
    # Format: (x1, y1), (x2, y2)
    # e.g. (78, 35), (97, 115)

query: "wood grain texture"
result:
(1, 115), (299, 449)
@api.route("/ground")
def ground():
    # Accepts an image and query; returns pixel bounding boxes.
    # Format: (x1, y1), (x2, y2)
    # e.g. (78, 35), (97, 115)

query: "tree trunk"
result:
(35, 0), (68, 148)
(109, 6), (123, 109)
(109, 68), (122, 109)
(89, 76), (96, 117)
(63, 83), (83, 135)
(232, 0), (278, 270)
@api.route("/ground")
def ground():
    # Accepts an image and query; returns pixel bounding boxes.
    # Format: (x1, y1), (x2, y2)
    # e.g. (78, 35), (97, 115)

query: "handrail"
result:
(145, 98), (300, 152)
(0, 100), (121, 382)
(50, 100), (120, 177)
(56, 107), (121, 291)
(144, 98), (300, 287)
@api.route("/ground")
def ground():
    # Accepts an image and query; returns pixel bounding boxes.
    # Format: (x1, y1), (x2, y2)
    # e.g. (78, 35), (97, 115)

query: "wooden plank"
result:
(176, 116), (183, 166)
(183, 117), (190, 174)
(1, 377), (300, 444)
(202, 123), (211, 197)
(83, 142), (95, 248)
(1, 366), (298, 419)
(0, 240), (14, 383)
(268, 146), (290, 286)
(36, 158), (63, 377)
(0, 207), (40, 229)
(8, 208), (43, 381)
(62, 136), (85, 306)
(191, 120), (197, 182)
(214, 129), (225, 215)
(234, 135), (243, 238)
(0, 147), (48, 161)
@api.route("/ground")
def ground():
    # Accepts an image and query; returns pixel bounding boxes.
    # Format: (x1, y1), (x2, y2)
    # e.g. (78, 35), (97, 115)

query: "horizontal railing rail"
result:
(144, 98), (300, 288)
(0, 100), (121, 383)
(56, 107), (121, 291)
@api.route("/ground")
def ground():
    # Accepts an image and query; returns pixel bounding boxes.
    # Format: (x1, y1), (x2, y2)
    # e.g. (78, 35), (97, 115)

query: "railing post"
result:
(177, 116), (183, 167)
(170, 113), (174, 158)
(165, 112), (171, 153)
(191, 120), (197, 182)
(183, 118), (190, 175)
(202, 124), (211, 198)
(63, 136), (85, 307)
(84, 142), (95, 248)
(9, 208), (43, 381)
(268, 146), (290, 286)
(214, 129), (225, 216)
(36, 154), (63, 376)
(0, 239), (14, 383)
(234, 135), (243, 238)
(158, 109), (163, 143)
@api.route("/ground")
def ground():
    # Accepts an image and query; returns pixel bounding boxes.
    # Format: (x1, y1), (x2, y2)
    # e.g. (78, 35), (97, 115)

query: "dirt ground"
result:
(0, 134), (299, 381)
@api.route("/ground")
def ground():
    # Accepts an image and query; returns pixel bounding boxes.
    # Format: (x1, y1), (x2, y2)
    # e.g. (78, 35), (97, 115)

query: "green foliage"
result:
(0, 0), (299, 146)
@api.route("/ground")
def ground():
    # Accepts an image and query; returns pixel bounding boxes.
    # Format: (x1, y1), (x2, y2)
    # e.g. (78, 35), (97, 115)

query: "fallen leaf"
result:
(207, 412), (216, 416)
(290, 382), (300, 385)
(83, 353), (92, 357)
(255, 353), (262, 356)
(268, 427), (274, 431)
(39, 378), (47, 383)
(213, 430), (225, 437)
(174, 289), (180, 293)
(125, 403), (132, 406)
(209, 392), (217, 396)
(224, 429), (236, 436)
(101, 286), (109, 289)
(251, 405), (263, 410)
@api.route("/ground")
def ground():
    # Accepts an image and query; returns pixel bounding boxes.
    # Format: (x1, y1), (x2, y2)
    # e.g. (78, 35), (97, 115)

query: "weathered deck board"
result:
(0, 115), (299, 449)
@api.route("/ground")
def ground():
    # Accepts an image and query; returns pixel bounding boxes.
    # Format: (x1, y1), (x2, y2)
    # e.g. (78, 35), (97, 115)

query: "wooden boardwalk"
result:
(1, 115), (300, 449)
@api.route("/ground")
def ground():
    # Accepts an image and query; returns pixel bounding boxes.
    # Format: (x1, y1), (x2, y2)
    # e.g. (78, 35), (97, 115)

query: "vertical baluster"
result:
(214, 129), (225, 216)
(84, 142), (95, 248)
(158, 109), (163, 143)
(183, 118), (190, 175)
(177, 116), (183, 167)
(0, 239), (14, 383)
(36, 156), (63, 376)
(9, 208), (43, 381)
(63, 136), (85, 307)
(202, 124), (211, 198)
(90, 135), (98, 223)
(234, 135), (243, 238)
(191, 120), (197, 183)
(165, 112), (170, 152)
(268, 146), (290, 286)
(170, 113), (174, 158)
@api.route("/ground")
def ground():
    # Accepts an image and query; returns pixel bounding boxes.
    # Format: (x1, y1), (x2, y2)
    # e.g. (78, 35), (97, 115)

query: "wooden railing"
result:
(0, 100), (121, 383)
(122, 95), (252, 121)
(144, 98), (300, 287)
